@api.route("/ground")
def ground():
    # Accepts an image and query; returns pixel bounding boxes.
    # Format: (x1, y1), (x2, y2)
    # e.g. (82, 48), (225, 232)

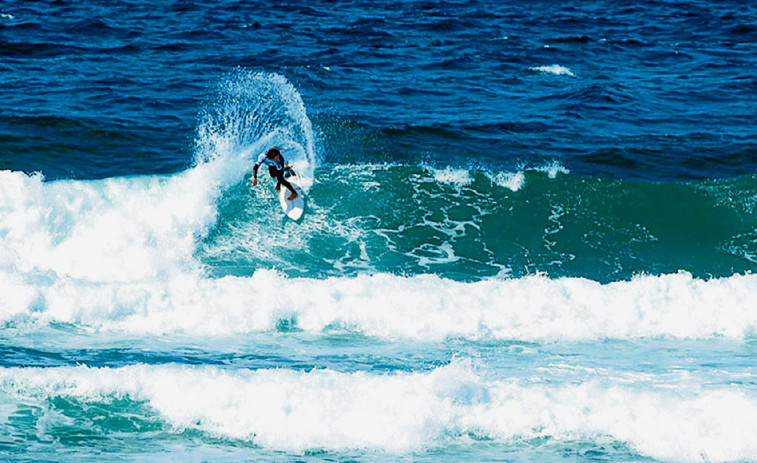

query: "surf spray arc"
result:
(195, 70), (318, 192)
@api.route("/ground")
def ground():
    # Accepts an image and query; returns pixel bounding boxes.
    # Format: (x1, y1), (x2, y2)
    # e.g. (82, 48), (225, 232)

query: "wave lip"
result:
(424, 162), (567, 192)
(2, 361), (757, 461)
(487, 171), (524, 191)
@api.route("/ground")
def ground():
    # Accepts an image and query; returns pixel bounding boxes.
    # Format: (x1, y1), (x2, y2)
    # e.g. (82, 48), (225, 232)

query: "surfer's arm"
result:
(251, 153), (266, 186)
(252, 163), (259, 186)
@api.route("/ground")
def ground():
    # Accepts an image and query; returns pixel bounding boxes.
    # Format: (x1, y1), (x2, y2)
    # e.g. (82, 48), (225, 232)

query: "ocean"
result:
(1, 1), (756, 461)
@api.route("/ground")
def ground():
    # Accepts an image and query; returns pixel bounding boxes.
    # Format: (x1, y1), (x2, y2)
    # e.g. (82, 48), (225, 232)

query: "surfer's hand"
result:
(252, 176), (258, 186)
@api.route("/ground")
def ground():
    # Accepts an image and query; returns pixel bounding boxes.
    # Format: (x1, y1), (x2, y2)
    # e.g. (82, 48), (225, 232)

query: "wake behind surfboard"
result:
(277, 168), (305, 220)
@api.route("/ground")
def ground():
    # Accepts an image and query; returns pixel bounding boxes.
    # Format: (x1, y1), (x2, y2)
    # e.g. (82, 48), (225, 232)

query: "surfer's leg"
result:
(281, 179), (297, 197)
(274, 170), (298, 200)
(268, 166), (281, 191)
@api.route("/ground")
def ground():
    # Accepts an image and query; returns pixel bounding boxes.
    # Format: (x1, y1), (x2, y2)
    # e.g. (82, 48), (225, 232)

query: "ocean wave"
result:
(2, 160), (757, 340)
(3, 159), (757, 286)
(0, 72), (320, 282)
(0, 160), (570, 282)
(1, 361), (756, 461)
(1, 269), (756, 341)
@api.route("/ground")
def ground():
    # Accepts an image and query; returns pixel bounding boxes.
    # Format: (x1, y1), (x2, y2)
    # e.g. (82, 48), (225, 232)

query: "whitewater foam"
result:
(2, 362), (756, 461)
(0, 169), (215, 282)
(530, 64), (575, 76)
(489, 171), (525, 191)
(428, 166), (473, 187)
(2, 268), (757, 342)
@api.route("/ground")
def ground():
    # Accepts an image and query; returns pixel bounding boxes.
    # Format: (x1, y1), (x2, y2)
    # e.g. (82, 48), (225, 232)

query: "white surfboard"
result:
(277, 168), (305, 220)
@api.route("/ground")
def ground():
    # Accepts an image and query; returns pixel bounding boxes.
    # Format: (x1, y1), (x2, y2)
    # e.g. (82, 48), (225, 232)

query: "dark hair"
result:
(266, 147), (281, 159)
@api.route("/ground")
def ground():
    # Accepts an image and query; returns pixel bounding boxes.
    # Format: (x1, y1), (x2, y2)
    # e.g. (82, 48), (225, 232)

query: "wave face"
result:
(3, 161), (755, 286)
(198, 163), (757, 281)
(2, 0), (757, 462)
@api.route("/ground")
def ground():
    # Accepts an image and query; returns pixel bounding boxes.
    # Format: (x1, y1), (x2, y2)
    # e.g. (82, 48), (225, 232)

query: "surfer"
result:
(252, 147), (298, 201)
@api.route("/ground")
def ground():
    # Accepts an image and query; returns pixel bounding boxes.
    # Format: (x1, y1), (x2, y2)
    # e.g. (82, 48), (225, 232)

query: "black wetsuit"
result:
(253, 152), (296, 195)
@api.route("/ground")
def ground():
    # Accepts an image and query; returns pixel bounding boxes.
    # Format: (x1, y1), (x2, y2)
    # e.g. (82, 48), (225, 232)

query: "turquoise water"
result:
(201, 164), (757, 281)
(2, 1), (757, 462)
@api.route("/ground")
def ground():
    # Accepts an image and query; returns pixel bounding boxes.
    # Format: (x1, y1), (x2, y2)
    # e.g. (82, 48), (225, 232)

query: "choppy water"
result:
(1, 1), (757, 462)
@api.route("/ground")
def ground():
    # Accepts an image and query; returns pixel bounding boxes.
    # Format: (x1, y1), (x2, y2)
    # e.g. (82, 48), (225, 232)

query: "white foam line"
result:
(2, 270), (757, 342)
(530, 64), (575, 76)
(0, 169), (217, 282)
(2, 362), (756, 461)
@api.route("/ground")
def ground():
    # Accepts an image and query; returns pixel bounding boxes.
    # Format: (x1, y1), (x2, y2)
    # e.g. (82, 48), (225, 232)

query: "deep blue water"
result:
(3, 0), (756, 180)
(1, 1), (757, 462)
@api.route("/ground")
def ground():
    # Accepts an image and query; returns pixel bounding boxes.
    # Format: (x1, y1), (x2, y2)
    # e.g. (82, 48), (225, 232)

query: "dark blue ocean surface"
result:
(1, 0), (755, 180)
(2, 2), (757, 462)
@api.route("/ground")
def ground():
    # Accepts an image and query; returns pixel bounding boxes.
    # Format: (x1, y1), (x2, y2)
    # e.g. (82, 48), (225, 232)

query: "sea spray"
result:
(195, 70), (318, 190)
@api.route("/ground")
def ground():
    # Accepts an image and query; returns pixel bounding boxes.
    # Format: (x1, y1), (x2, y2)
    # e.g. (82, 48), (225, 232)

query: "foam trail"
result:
(2, 362), (756, 461)
(3, 270), (757, 341)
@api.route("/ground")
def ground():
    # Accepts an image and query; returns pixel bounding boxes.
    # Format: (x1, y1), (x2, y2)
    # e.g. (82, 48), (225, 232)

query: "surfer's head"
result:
(266, 147), (281, 159)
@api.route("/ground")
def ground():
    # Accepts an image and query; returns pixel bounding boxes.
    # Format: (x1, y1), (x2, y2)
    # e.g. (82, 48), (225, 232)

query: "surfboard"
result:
(277, 168), (305, 220)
